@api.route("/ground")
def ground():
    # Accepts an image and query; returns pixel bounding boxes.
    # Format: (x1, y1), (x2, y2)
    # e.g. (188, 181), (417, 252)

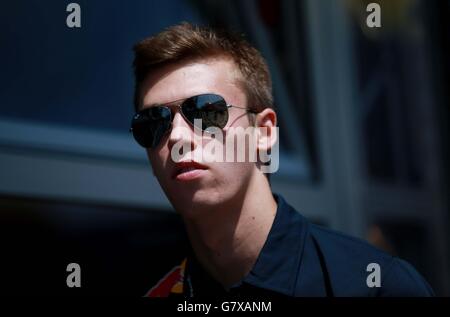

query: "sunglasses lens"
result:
(131, 107), (171, 148)
(182, 94), (229, 130)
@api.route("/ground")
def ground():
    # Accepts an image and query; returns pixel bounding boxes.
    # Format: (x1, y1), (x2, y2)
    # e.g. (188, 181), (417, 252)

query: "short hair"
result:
(132, 22), (273, 113)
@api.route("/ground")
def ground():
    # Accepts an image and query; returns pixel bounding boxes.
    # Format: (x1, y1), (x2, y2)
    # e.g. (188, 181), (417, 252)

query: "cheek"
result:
(146, 150), (157, 167)
(213, 161), (254, 188)
(147, 149), (168, 175)
(207, 162), (253, 201)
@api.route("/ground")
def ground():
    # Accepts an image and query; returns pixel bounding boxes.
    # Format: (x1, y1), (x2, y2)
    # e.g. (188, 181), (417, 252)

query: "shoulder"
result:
(379, 257), (435, 296)
(307, 223), (434, 296)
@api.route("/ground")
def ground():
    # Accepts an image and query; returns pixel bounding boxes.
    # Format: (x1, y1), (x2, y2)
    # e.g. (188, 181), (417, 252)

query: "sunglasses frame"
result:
(130, 93), (257, 148)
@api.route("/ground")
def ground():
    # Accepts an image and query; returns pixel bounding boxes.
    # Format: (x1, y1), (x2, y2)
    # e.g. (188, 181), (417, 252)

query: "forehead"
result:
(140, 57), (245, 107)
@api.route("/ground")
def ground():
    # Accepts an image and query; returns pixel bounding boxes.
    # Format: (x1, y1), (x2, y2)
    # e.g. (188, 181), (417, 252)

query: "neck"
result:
(182, 172), (277, 289)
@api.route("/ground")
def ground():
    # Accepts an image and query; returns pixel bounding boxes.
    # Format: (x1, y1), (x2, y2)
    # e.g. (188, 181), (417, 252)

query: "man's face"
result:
(140, 57), (256, 217)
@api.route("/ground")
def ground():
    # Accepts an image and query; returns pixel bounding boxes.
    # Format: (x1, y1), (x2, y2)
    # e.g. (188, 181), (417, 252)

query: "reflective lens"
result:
(131, 106), (172, 148)
(181, 94), (228, 130)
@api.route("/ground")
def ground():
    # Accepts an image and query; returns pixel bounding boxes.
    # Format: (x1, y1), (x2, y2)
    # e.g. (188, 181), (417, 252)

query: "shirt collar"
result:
(240, 193), (308, 296)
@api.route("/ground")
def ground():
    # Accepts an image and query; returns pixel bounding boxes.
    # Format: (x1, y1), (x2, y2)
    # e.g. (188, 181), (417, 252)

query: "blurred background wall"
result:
(0, 0), (448, 295)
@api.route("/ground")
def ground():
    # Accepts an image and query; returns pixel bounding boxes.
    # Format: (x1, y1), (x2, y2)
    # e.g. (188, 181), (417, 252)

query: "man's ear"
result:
(254, 108), (277, 152)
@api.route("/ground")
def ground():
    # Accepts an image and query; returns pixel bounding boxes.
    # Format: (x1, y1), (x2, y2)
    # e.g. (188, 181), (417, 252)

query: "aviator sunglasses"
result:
(130, 93), (256, 148)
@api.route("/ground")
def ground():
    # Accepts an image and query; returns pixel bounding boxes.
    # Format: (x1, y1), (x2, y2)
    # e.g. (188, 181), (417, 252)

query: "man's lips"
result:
(172, 161), (209, 180)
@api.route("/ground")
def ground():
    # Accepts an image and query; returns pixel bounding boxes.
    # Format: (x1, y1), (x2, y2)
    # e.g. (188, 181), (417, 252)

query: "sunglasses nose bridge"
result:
(171, 105), (187, 125)
(167, 112), (198, 154)
(169, 108), (198, 140)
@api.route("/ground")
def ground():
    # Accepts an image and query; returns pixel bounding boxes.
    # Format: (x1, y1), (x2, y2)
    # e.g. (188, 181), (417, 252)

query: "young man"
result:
(130, 23), (434, 297)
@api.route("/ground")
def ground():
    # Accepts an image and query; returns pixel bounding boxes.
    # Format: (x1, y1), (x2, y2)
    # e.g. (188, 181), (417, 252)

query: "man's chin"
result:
(170, 190), (220, 216)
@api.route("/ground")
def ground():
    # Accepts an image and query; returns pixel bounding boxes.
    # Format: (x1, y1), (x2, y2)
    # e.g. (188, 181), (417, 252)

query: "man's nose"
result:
(168, 111), (197, 155)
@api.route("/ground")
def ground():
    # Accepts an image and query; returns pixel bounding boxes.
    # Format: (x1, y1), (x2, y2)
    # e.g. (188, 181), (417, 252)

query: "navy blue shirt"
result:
(149, 194), (434, 297)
